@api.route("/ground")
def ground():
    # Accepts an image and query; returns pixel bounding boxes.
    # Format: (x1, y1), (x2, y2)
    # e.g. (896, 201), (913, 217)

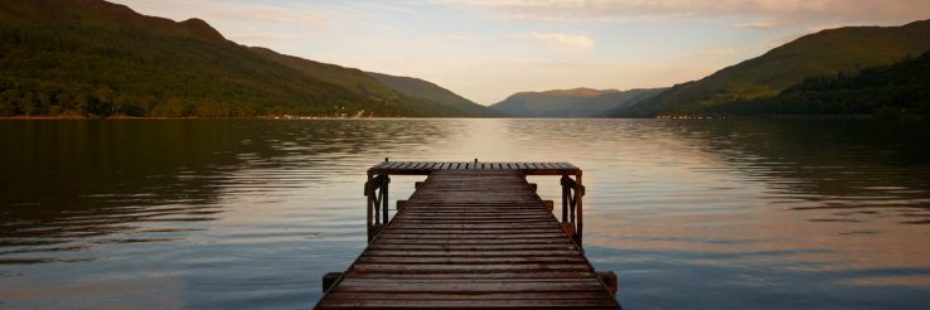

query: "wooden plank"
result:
(357, 256), (587, 264)
(320, 298), (618, 309)
(389, 222), (558, 229)
(344, 271), (599, 279)
(324, 291), (611, 301)
(369, 161), (581, 175)
(372, 238), (574, 245)
(375, 233), (568, 240)
(362, 250), (582, 257)
(366, 244), (577, 251)
(333, 278), (604, 292)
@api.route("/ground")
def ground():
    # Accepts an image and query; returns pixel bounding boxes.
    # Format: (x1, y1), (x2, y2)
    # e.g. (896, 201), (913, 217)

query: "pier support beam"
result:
(598, 271), (619, 295)
(321, 272), (343, 292)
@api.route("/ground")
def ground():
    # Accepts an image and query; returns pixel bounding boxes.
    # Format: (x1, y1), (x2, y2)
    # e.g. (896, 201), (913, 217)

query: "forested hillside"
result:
(615, 20), (930, 117)
(707, 51), (930, 117)
(0, 0), (490, 117)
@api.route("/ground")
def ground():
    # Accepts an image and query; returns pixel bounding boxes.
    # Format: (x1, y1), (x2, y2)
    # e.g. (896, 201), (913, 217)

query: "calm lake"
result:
(1, 119), (929, 309)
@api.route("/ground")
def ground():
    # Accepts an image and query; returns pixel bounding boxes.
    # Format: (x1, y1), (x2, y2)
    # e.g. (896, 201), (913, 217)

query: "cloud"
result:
(514, 32), (595, 48)
(110, 0), (375, 46)
(682, 48), (739, 58)
(433, 0), (930, 24)
(731, 20), (778, 30)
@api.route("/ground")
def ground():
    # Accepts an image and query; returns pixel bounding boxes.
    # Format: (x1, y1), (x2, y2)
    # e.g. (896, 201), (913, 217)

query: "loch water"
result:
(1, 119), (929, 309)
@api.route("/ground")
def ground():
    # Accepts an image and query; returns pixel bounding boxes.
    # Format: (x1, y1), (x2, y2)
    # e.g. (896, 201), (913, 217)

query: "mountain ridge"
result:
(367, 72), (497, 117)
(706, 50), (930, 116)
(0, 0), (493, 117)
(491, 87), (663, 117)
(614, 19), (930, 117)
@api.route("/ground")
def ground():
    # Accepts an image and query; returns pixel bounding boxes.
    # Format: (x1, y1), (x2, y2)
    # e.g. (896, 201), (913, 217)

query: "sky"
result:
(112, 0), (930, 105)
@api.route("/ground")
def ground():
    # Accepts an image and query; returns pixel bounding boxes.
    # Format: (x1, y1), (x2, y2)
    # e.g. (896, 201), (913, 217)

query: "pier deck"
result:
(315, 161), (620, 309)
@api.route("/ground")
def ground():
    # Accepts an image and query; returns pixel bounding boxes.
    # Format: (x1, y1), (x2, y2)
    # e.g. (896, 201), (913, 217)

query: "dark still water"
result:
(1, 119), (930, 309)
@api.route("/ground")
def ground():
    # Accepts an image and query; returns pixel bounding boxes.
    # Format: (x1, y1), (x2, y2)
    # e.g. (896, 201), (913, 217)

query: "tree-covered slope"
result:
(616, 20), (930, 117)
(707, 50), (930, 116)
(490, 88), (617, 116)
(367, 72), (498, 117)
(248, 48), (490, 117)
(0, 0), (481, 117)
(491, 87), (664, 117)
(567, 88), (665, 117)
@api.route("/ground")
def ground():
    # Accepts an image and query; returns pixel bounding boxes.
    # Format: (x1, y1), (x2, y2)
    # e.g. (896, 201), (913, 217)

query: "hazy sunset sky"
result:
(113, 0), (930, 104)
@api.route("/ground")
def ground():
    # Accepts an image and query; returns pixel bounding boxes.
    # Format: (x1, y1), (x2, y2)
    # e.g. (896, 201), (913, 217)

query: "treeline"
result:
(704, 51), (930, 117)
(0, 1), (473, 118)
(0, 26), (376, 117)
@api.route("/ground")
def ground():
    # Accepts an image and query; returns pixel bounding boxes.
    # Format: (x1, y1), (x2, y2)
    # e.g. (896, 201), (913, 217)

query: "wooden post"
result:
(597, 271), (618, 295)
(561, 176), (568, 223)
(322, 272), (344, 292)
(366, 174), (373, 242)
(576, 173), (583, 246)
(381, 176), (389, 225)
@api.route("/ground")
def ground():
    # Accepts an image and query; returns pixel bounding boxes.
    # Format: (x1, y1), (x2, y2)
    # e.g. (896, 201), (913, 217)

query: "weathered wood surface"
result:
(315, 170), (619, 309)
(369, 161), (581, 176)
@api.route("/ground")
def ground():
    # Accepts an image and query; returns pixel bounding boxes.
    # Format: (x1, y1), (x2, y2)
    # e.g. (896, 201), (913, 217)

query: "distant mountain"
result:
(0, 0), (489, 117)
(367, 72), (498, 117)
(708, 50), (930, 117)
(491, 87), (664, 117)
(615, 20), (930, 117)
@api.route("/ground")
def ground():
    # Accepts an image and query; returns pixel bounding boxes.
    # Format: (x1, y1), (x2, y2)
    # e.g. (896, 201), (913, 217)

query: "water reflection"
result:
(683, 120), (930, 221)
(0, 120), (455, 264)
(0, 119), (929, 309)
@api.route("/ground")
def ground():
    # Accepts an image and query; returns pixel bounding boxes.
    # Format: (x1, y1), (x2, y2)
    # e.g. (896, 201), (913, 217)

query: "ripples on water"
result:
(0, 119), (929, 309)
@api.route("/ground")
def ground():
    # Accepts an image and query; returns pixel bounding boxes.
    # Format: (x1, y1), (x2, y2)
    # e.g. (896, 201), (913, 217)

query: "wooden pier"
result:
(314, 160), (621, 309)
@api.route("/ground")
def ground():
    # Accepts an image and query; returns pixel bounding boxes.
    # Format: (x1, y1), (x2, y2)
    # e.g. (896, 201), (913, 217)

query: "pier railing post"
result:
(365, 173), (390, 242)
(560, 174), (585, 246)
(382, 176), (389, 226)
(576, 173), (583, 246)
(561, 180), (569, 223)
(366, 173), (374, 241)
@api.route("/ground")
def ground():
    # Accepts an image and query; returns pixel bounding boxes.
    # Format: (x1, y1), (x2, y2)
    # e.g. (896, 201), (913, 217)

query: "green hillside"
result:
(491, 88), (616, 116)
(569, 88), (665, 117)
(708, 50), (930, 116)
(249, 48), (491, 117)
(616, 20), (930, 117)
(367, 72), (498, 117)
(0, 0), (482, 117)
(491, 87), (663, 117)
